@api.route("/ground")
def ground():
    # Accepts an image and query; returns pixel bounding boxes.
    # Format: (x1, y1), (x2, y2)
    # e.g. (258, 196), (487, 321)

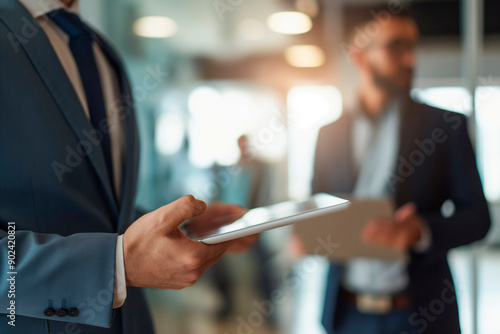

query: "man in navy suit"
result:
(313, 5), (490, 334)
(0, 0), (255, 333)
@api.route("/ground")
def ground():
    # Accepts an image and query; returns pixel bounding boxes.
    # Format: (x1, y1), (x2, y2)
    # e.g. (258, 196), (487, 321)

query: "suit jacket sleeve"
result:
(0, 228), (119, 328)
(419, 113), (491, 255)
(0, 3), (134, 329)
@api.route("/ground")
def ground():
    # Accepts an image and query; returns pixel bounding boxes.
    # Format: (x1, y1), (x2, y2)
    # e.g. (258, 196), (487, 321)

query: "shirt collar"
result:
(350, 97), (399, 123)
(18, 0), (80, 19)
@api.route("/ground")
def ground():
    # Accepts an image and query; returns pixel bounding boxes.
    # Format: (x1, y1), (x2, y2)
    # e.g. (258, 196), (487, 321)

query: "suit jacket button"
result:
(68, 308), (79, 317)
(44, 308), (55, 317)
(56, 308), (67, 317)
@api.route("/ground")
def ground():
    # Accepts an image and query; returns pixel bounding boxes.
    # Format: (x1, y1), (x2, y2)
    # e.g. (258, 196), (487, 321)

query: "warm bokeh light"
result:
(267, 11), (312, 35)
(284, 45), (325, 68)
(133, 16), (178, 38)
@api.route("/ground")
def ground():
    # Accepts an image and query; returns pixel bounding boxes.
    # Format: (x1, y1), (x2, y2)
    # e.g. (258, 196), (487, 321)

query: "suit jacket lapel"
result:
(325, 100), (427, 205)
(395, 98), (428, 205)
(322, 112), (356, 194)
(0, 1), (118, 217)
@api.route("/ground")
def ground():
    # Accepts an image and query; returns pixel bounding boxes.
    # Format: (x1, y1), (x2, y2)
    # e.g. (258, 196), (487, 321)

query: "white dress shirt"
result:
(342, 101), (431, 294)
(18, 0), (127, 308)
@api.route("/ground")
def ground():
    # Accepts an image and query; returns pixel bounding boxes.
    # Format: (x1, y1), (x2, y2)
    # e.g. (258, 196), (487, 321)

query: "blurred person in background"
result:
(214, 135), (273, 208)
(208, 135), (277, 322)
(311, 4), (490, 334)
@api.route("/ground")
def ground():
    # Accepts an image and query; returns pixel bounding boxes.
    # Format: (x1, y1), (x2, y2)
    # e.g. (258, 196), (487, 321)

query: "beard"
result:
(369, 64), (414, 97)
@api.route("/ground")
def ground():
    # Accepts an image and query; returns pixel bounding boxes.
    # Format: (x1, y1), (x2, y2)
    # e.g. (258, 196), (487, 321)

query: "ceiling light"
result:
(133, 16), (178, 38)
(284, 45), (325, 67)
(267, 11), (312, 35)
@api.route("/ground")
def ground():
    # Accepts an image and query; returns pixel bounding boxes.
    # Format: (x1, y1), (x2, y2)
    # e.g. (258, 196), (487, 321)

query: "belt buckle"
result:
(355, 293), (392, 314)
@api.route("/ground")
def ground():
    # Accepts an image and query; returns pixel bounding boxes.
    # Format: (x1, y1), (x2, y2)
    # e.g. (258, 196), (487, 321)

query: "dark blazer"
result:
(0, 1), (154, 333)
(312, 98), (491, 334)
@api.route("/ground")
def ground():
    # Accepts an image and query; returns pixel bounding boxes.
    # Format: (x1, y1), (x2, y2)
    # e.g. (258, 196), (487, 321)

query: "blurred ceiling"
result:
(131, 0), (297, 59)
(84, 0), (500, 62)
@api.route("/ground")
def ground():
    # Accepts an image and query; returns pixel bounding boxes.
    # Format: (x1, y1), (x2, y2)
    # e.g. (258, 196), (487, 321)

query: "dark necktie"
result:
(48, 9), (115, 194)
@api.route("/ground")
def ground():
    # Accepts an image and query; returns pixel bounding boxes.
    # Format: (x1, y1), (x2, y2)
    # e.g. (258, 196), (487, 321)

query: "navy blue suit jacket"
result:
(0, 1), (154, 333)
(313, 98), (491, 334)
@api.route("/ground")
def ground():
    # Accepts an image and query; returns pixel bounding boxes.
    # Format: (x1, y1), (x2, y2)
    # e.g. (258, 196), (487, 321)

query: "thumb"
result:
(394, 202), (417, 223)
(157, 195), (207, 233)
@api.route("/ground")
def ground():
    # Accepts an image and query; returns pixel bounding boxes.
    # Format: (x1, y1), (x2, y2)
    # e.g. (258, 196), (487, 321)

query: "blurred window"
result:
(287, 85), (342, 200)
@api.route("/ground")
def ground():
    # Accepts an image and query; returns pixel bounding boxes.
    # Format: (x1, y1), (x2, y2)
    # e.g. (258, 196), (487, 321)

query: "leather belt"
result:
(341, 287), (412, 314)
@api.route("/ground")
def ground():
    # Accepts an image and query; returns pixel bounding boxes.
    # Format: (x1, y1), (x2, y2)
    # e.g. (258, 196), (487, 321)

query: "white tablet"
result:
(182, 193), (350, 244)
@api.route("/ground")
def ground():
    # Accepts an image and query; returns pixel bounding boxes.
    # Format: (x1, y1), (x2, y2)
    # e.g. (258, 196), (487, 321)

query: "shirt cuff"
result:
(113, 234), (127, 308)
(413, 219), (432, 252)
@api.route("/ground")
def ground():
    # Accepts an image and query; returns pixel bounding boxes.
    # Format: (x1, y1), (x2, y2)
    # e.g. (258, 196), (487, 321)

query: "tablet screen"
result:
(183, 193), (349, 242)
